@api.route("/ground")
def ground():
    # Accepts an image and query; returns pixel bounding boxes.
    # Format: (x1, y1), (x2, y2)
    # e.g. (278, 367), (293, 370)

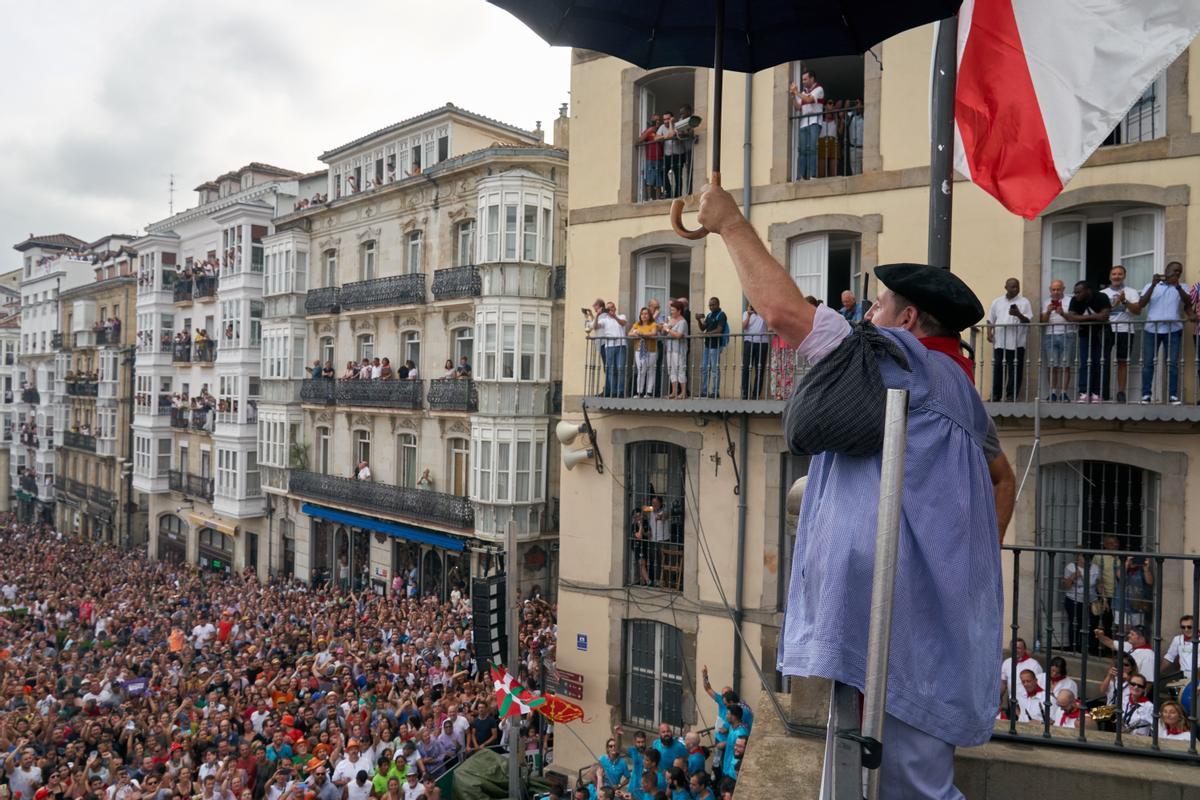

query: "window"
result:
(220, 299), (242, 346)
(401, 331), (420, 372)
(396, 433), (418, 488)
(134, 434), (152, 477)
(156, 438), (172, 476)
(636, 250), (690, 315)
(316, 426), (331, 474)
(452, 328), (474, 366)
(1102, 74), (1167, 146)
(249, 301), (263, 347)
(357, 334), (374, 362)
(361, 241), (377, 281)
(217, 448), (239, 497)
(625, 441), (686, 591)
(787, 233), (863, 306)
(1043, 207), (1164, 295)
(324, 250), (337, 286)
(354, 429), (371, 466)
(475, 308), (551, 381)
(320, 336), (335, 366)
(406, 231), (423, 274)
(456, 220), (476, 266)
(250, 226), (266, 273)
(471, 425), (546, 505)
(246, 451), (261, 497)
(448, 438), (470, 497)
(477, 184), (554, 265)
(625, 620), (684, 728)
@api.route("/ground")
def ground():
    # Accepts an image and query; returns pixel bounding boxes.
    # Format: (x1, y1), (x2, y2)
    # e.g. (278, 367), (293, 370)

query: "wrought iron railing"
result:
(185, 472), (214, 501)
(20, 389), (39, 404)
(170, 408), (189, 430)
(19, 432), (38, 447)
(193, 341), (217, 363)
(66, 381), (99, 397)
(172, 343), (191, 363)
(334, 378), (423, 409)
(788, 104), (865, 181)
(173, 279), (193, 303)
(300, 379), (335, 404)
(51, 332), (66, 351)
(95, 329), (120, 346)
(289, 469), (474, 529)
(191, 408), (213, 433)
(193, 275), (218, 300)
(431, 265), (481, 301)
(634, 133), (699, 203)
(89, 486), (114, 507)
(339, 273), (425, 310)
(66, 477), (86, 498)
(168, 469), (184, 493)
(304, 286), (341, 315)
(428, 378), (477, 412)
(63, 431), (96, 452)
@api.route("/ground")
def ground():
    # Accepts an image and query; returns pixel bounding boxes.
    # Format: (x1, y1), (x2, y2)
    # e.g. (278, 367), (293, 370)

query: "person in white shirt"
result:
(788, 70), (824, 179)
(192, 620), (217, 650)
(1051, 689), (1082, 729)
(333, 740), (374, 787)
(1014, 670), (1050, 724)
(1158, 700), (1193, 740)
(1121, 676), (1155, 736)
(986, 278), (1033, 401)
(1163, 614), (1196, 679)
(1039, 280), (1075, 402)
(1095, 624), (1156, 682)
(402, 771), (425, 800)
(1100, 265), (1140, 402)
(1061, 553), (1099, 652)
(741, 304), (770, 400)
(1000, 637), (1044, 703)
(356, 461), (372, 482)
(1046, 657), (1079, 705)
(596, 301), (629, 398)
(345, 770), (372, 800)
(1131, 260), (1190, 403)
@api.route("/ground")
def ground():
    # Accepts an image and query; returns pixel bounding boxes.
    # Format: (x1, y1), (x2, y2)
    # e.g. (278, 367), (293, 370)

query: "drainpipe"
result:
(731, 72), (754, 697)
(123, 345), (135, 549)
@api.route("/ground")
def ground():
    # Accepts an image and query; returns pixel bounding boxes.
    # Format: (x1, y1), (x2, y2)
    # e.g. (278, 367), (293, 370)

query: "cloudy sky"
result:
(0, 0), (569, 257)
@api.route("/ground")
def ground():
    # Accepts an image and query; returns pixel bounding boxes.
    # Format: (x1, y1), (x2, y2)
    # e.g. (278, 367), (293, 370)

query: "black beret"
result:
(874, 263), (984, 332)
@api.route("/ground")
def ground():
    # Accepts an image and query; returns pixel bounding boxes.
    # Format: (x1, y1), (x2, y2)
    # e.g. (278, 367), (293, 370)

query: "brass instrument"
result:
(1089, 704), (1117, 722)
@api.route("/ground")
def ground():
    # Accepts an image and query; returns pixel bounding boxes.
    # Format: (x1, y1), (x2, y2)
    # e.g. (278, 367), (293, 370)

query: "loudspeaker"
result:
(471, 575), (507, 672)
(563, 448), (594, 471)
(556, 420), (588, 445)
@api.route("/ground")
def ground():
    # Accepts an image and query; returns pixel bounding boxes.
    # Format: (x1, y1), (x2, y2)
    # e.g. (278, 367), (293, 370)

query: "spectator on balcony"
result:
(741, 304), (769, 400)
(838, 290), (864, 323)
(343, 361), (358, 379)
(397, 361), (410, 380)
(1061, 553), (1099, 653)
(405, 361), (419, 380)
(1131, 261), (1190, 404)
(655, 113), (680, 199)
(1095, 624), (1156, 682)
(305, 359), (324, 378)
(357, 357), (372, 379)
(696, 297), (729, 398)
(1064, 280), (1111, 403)
(595, 301), (628, 397)
(441, 359), (456, 379)
(640, 114), (664, 201)
(1051, 689), (1082, 728)
(986, 278), (1033, 401)
(674, 104), (700, 197)
(629, 307), (659, 398)
(818, 100), (842, 178)
(455, 356), (471, 378)
(662, 301), (689, 399)
(355, 461), (372, 481)
(381, 358), (395, 380)
(789, 70), (824, 180)
(1163, 614), (1196, 680)
(369, 357), (383, 379)
(1101, 265), (1139, 402)
(1158, 700), (1192, 740)
(1040, 280), (1075, 402)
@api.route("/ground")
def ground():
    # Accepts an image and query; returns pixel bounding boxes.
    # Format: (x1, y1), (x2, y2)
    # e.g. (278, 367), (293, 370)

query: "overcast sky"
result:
(0, 0), (569, 259)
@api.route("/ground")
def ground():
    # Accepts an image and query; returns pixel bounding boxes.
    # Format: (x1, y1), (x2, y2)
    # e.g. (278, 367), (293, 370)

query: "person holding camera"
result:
(985, 277), (1032, 401)
(1039, 279), (1074, 401)
(1130, 260), (1191, 403)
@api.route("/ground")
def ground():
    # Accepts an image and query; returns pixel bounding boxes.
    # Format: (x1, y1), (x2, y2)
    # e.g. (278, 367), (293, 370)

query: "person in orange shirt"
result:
(169, 628), (185, 653)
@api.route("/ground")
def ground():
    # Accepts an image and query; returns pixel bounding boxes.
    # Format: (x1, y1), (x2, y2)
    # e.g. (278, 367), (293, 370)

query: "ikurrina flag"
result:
(491, 665), (545, 718)
(953, 0), (1200, 219)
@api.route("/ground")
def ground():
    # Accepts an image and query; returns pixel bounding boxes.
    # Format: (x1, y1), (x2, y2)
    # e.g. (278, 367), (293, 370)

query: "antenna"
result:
(169, 173), (175, 216)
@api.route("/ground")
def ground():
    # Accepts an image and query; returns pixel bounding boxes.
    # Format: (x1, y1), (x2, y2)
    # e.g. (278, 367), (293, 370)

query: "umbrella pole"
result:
(928, 15), (958, 270)
(670, 0), (723, 239)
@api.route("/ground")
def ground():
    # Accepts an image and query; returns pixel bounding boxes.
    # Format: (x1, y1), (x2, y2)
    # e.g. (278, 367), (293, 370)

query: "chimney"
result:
(553, 102), (570, 150)
(533, 120), (544, 143)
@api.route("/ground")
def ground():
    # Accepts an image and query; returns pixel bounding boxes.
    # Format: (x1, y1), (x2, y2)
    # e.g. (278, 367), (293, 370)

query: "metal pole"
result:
(862, 389), (908, 800)
(710, 0), (725, 174)
(506, 519), (522, 800)
(928, 16), (958, 270)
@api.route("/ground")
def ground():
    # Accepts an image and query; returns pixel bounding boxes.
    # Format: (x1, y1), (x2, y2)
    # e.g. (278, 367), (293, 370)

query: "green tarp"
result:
(447, 749), (553, 800)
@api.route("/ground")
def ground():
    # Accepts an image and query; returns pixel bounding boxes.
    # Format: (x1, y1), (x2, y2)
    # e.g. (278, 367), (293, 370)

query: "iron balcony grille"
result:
(427, 378), (477, 412)
(173, 279), (194, 303)
(334, 379), (423, 409)
(339, 273), (425, 310)
(63, 431), (96, 452)
(66, 382), (99, 397)
(193, 275), (218, 300)
(290, 469), (474, 529)
(304, 286), (341, 314)
(300, 379), (336, 404)
(431, 265), (481, 301)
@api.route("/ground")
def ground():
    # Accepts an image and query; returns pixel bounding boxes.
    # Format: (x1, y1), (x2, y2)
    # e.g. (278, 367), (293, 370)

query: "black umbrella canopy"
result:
(488, 0), (963, 71)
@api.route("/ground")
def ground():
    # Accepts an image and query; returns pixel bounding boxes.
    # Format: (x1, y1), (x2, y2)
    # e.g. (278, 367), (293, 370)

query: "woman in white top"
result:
(1061, 553), (1098, 652)
(662, 301), (689, 399)
(1045, 657), (1079, 708)
(1158, 700), (1193, 740)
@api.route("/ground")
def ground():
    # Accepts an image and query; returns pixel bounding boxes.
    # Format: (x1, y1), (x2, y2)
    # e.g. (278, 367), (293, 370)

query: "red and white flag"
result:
(953, 0), (1200, 219)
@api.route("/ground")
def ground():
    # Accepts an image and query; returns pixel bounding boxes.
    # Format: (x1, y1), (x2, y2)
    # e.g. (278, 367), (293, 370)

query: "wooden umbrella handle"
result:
(670, 172), (720, 240)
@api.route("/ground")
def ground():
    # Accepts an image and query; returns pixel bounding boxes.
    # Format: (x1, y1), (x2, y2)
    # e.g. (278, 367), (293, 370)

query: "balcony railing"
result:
(51, 333), (66, 351)
(173, 279), (194, 303)
(172, 343), (192, 363)
(334, 378), (423, 409)
(193, 275), (218, 300)
(62, 431), (96, 452)
(94, 329), (120, 346)
(340, 273), (425, 310)
(170, 408), (189, 430)
(305, 286), (341, 315)
(428, 378), (477, 412)
(583, 333), (806, 410)
(300, 378), (335, 404)
(191, 408), (213, 433)
(20, 389), (39, 404)
(193, 340), (217, 363)
(19, 432), (39, 448)
(788, 104), (865, 181)
(431, 265), (481, 301)
(168, 469), (184, 493)
(174, 471), (214, 501)
(971, 319), (1200, 419)
(635, 134), (698, 204)
(66, 477), (86, 498)
(89, 486), (114, 506)
(290, 469), (474, 529)
(66, 381), (98, 397)
(1101, 84), (1163, 146)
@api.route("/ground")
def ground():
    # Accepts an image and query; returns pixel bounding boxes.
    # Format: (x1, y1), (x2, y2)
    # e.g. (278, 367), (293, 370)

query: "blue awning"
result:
(301, 503), (466, 552)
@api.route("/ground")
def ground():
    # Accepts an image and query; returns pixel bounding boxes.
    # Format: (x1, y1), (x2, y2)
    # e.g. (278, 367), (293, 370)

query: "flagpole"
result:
(507, 518), (522, 800)
(929, 15), (958, 270)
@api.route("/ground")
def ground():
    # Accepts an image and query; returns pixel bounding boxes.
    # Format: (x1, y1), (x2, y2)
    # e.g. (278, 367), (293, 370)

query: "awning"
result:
(301, 503), (466, 552)
(188, 513), (236, 536)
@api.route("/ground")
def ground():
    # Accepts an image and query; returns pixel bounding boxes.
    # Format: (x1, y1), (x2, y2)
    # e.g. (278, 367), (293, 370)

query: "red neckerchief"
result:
(919, 336), (973, 380)
(1061, 708), (1081, 721)
(1027, 686), (1042, 697)
(1167, 726), (1189, 736)
(1133, 644), (1153, 651)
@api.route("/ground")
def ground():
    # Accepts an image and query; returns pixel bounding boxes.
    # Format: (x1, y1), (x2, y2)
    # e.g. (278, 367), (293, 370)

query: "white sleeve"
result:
(812, 86), (825, 103)
(986, 299), (998, 325)
(795, 303), (852, 365)
(1166, 635), (1180, 662)
(1019, 297), (1033, 317)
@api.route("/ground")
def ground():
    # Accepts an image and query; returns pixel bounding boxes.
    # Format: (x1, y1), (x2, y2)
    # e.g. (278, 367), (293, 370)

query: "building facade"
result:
(133, 163), (304, 575)
(0, 268), (23, 513)
(257, 104), (568, 600)
(556, 35), (1200, 771)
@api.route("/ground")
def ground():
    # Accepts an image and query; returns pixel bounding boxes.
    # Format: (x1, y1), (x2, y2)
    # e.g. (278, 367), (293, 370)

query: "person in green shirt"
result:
(371, 754), (405, 795)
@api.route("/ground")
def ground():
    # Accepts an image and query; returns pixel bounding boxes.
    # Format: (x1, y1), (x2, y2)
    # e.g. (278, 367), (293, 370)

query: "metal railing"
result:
(431, 265), (481, 301)
(300, 378), (335, 404)
(1101, 87), (1162, 146)
(51, 333), (66, 351)
(193, 341), (217, 363)
(634, 134), (698, 203)
(169, 408), (189, 430)
(95, 329), (120, 346)
(173, 279), (193, 303)
(340, 273), (426, 310)
(305, 286), (340, 314)
(193, 275), (218, 300)
(66, 381), (98, 397)
(998, 543), (1200, 762)
(89, 486), (114, 507)
(289, 469), (474, 529)
(788, 104), (865, 181)
(66, 477), (86, 498)
(191, 408), (213, 433)
(19, 432), (38, 447)
(334, 378), (423, 409)
(583, 333), (806, 402)
(171, 343), (192, 363)
(187, 472), (214, 501)
(428, 378), (477, 412)
(971, 319), (1200, 407)
(63, 431), (96, 452)
(20, 389), (39, 404)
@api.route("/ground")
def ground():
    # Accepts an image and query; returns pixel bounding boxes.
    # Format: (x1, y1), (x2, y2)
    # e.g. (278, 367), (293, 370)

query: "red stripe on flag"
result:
(956, 0), (1062, 219)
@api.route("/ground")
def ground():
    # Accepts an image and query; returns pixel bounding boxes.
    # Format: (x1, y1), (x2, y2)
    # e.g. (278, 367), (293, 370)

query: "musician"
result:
(1094, 624), (1156, 681)
(1000, 638), (1045, 703)
(1050, 690), (1082, 729)
(1163, 614), (1196, 680)
(1014, 670), (1050, 724)
(697, 183), (1016, 799)
(1122, 676), (1155, 735)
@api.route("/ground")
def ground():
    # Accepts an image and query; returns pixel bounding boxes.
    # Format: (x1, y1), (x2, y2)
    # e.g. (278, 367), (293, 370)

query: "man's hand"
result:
(696, 181), (745, 236)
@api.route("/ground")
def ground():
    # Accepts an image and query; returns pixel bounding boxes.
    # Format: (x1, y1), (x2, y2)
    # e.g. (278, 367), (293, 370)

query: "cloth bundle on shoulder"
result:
(785, 323), (910, 457)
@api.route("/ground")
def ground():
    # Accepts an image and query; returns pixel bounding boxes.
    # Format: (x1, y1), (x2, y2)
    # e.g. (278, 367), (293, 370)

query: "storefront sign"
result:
(545, 666), (585, 701)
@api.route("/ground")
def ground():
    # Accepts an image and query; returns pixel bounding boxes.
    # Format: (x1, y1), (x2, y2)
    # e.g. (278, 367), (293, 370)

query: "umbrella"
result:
(490, 0), (963, 237)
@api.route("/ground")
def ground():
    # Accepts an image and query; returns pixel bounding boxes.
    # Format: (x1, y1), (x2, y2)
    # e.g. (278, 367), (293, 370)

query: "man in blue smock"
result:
(698, 184), (1015, 799)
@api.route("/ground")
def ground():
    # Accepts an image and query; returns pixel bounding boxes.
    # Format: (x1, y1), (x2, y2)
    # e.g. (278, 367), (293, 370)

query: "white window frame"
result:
(1040, 207), (1165, 296)
(406, 231), (423, 274)
(396, 433), (418, 489)
(361, 240), (377, 281)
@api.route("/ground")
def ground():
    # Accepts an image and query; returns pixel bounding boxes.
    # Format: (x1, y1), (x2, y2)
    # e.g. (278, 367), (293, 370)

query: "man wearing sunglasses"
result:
(1164, 615), (1196, 680)
(1122, 678), (1155, 735)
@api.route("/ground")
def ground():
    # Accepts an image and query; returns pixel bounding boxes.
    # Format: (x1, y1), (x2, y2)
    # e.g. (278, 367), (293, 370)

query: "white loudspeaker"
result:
(563, 448), (594, 471)
(786, 476), (809, 519)
(556, 421), (588, 445)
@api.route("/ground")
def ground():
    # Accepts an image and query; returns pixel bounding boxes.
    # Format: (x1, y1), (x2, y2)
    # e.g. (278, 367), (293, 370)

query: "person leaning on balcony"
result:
(405, 360), (419, 380)
(656, 113), (679, 198)
(985, 278), (1032, 401)
(1101, 265), (1139, 402)
(674, 104), (700, 196)
(343, 361), (357, 380)
(1039, 280), (1075, 402)
(696, 180), (1017, 800)
(370, 357), (383, 379)
(789, 70), (824, 180)
(741, 304), (769, 400)
(322, 361), (335, 379)
(1062, 280), (1111, 403)
(640, 114), (664, 200)
(596, 301), (628, 398)
(380, 358), (395, 380)
(629, 307), (659, 398)
(1130, 260), (1190, 404)
(441, 359), (456, 379)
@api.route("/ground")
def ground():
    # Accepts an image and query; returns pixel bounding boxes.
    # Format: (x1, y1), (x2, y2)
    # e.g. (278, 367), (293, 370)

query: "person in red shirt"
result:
(639, 115), (664, 201)
(217, 611), (235, 643)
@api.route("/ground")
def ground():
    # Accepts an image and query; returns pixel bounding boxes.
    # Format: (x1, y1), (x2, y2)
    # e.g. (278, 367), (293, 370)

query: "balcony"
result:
(193, 341), (217, 363)
(787, 103), (865, 182)
(334, 378), (423, 409)
(428, 378), (477, 412)
(972, 319), (1200, 422)
(290, 469), (474, 530)
(88, 486), (115, 507)
(19, 432), (39, 448)
(304, 286), (340, 315)
(169, 408), (189, 430)
(51, 332), (67, 351)
(62, 431), (96, 452)
(66, 477), (86, 498)
(340, 273), (425, 310)
(168, 469), (214, 501)
(173, 279), (193, 303)
(172, 343), (191, 363)
(582, 333), (803, 414)
(20, 389), (39, 404)
(635, 134), (699, 203)
(66, 381), (98, 397)
(96, 437), (115, 457)
(94, 329), (121, 346)
(300, 378), (335, 404)
(191, 408), (213, 433)
(193, 275), (218, 301)
(431, 265), (481, 301)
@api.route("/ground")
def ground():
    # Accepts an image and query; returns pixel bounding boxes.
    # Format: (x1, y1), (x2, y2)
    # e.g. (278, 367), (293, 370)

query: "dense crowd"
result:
(0, 518), (558, 800)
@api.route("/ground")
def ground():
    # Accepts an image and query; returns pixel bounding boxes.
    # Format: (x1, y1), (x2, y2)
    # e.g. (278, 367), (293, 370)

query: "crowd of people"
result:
(788, 69), (865, 180)
(0, 517), (561, 800)
(303, 357), (472, 383)
(637, 106), (701, 201)
(91, 319), (122, 342)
